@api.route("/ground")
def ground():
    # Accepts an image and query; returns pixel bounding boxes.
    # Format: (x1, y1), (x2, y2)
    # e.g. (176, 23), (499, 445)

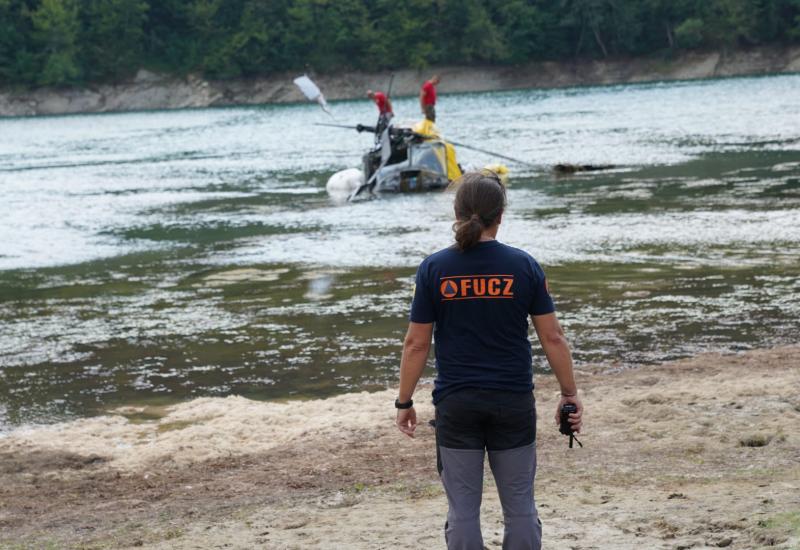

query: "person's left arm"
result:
(395, 321), (433, 438)
(528, 258), (583, 432)
(386, 97), (393, 114)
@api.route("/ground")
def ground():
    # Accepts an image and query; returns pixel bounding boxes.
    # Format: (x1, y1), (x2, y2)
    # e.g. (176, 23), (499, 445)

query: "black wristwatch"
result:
(395, 398), (414, 409)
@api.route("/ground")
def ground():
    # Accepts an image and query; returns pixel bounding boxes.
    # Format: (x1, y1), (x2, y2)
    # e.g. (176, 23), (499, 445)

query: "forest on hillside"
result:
(2, 0), (800, 88)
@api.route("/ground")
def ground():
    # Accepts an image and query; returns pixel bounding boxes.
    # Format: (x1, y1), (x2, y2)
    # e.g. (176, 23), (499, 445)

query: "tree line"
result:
(1, 0), (800, 88)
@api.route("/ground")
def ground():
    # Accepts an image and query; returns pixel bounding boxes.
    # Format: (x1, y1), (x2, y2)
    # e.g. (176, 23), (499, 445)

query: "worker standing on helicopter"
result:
(420, 75), (440, 123)
(367, 89), (393, 135)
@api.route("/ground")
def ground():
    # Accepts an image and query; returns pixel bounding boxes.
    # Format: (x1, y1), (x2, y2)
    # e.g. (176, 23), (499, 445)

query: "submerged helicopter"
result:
(293, 74), (530, 200)
(294, 74), (614, 199)
(322, 119), (471, 200)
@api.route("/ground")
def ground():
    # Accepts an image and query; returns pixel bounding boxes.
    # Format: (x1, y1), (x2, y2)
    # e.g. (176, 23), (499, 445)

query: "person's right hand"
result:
(554, 394), (583, 433)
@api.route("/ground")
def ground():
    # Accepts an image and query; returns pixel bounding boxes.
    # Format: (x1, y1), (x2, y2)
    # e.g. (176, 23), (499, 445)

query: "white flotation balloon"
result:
(326, 168), (364, 199)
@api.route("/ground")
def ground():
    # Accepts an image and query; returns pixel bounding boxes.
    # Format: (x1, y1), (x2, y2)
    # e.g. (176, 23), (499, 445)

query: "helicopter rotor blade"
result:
(293, 75), (333, 117)
(314, 122), (357, 129)
(314, 122), (376, 133)
(387, 73), (395, 99)
(447, 140), (537, 168)
(411, 133), (536, 169)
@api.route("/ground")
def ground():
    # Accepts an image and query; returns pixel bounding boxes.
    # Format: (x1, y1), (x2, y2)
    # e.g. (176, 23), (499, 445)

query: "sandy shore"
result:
(1, 346), (799, 549)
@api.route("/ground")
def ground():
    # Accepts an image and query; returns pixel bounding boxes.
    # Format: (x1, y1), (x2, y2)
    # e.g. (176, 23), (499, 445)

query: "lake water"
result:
(1, 74), (799, 429)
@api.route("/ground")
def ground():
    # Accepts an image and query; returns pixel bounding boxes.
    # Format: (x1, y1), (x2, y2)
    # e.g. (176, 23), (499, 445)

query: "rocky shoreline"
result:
(2, 46), (800, 117)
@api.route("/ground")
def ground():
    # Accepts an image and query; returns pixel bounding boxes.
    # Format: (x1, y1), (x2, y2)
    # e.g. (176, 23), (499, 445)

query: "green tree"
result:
(223, 1), (292, 75)
(439, 0), (507, 63)
(185, 0), (243, 77)
(80, 0), (149, 81)
(29, 0), (82, 86)
(638, 0), (696, 50)
(0, 0), (24, 82)
(365, 0), (438, 69)
(560, 0), (615, 57)
(495, 1), (549, 63)
(142, 0), (196, 73)
(702, 0), (761, 46)
(283, 0), (377, 71)
(789, 0), (800, 40)
(4, 0), (800, 89)
(674, 17), (705, 48)
(611, 1), (649, 54)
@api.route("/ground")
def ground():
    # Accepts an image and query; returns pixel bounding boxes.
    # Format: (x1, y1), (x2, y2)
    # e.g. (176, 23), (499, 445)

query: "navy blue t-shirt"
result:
(409, 240), (555, 403)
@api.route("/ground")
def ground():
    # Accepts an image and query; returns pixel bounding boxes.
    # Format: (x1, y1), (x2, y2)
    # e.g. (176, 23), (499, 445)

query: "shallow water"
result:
(1, 74), (800, 429)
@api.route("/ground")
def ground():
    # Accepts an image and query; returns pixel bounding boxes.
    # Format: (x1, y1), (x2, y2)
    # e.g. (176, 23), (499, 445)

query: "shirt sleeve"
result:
(409, 262), (436, 323)
(529, 259), (556, 316)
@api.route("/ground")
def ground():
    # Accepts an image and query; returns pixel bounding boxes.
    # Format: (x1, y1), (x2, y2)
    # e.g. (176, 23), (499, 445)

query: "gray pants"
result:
(439, 444), (541, 550)
(436, 389), (541, 550)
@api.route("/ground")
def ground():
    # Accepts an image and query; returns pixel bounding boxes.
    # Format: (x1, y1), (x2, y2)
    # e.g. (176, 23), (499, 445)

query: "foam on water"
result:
(206, 189), (800, 268)
(1, 74), (799, 271)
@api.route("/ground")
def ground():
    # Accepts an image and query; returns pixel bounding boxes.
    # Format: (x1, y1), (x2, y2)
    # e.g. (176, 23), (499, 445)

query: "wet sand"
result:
(1, 346), (799, 549)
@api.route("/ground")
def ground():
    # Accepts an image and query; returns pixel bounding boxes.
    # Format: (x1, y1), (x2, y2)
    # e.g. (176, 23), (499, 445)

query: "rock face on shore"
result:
(2, 46), (800, 117)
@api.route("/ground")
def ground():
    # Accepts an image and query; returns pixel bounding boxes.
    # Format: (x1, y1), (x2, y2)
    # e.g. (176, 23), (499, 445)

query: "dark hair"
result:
(451, 171), (506, 251)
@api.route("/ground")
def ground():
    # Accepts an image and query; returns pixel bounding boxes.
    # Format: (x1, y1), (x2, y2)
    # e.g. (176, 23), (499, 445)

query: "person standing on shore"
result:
(367, 89), (393, 135)
(420, 75), (440, 122)
(394, 172), (583, 550)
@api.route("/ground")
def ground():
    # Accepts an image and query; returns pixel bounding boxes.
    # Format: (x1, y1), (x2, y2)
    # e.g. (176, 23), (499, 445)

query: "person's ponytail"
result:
(451, 172), (506, 252)
(454, 213), (484, 251)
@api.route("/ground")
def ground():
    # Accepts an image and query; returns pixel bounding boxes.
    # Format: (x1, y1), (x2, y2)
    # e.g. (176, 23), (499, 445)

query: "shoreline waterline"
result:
(2, 45), (800, 118)
(0, 344), (795, 466)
